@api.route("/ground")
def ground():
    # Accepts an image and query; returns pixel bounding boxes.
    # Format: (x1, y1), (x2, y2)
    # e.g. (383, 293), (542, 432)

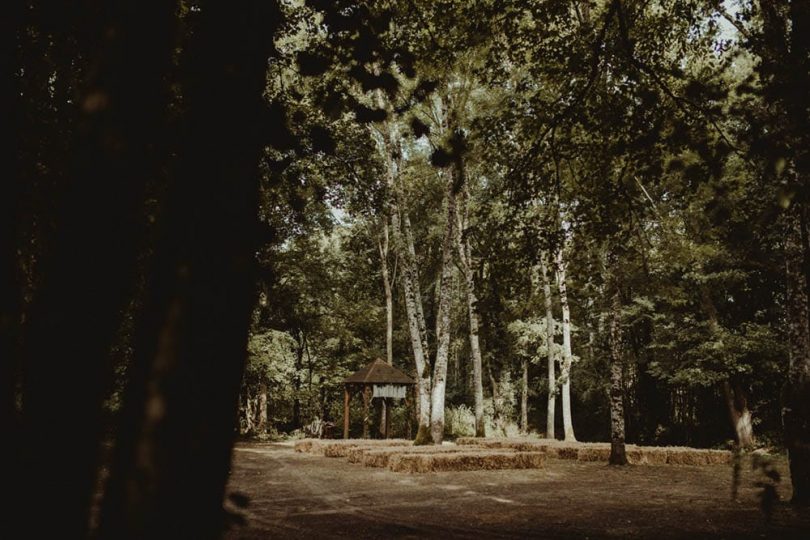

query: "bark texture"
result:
(97, 3), (277, 537)
(430, 171), (457, 444)
(541, 256), (556, 439)
(379, 118), (431, 443)
(556, 248), (576, 442)
(609, 285), (628, 465)
(784, 202), (810, 505)
(379, 222), (394, 366)
(17, 3), (177, 537)
(256, 382), (268, 434)
(456, 185), (485, 437)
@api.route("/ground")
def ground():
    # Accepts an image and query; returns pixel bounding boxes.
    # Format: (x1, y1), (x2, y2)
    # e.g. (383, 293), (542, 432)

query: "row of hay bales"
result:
(454, 437), (732, 466)
(293, 439), (546, 473)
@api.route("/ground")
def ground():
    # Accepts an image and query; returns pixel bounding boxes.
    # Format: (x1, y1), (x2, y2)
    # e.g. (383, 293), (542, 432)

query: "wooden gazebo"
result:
(343, 358), (415, 439)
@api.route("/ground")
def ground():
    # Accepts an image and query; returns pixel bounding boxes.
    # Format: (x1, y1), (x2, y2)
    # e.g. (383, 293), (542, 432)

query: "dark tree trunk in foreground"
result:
(13, 2), (177, 537)
(609, 285), (627, 466)
(98, 2), (279, 537)
(784, 202), (810, 505)
(1, 5), (24, 538)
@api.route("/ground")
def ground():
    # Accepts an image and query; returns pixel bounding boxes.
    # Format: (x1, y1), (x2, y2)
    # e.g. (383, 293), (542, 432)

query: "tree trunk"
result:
(456, 185), (485, 437)
(784, 202), (810, 505)
(16, 3), (178, 537)
(377, 111), (432, 444)
(292, 334), (303, 429)
(540, 255), (556, 439)
(379, 221), (394, 366)
(343, 387), (350, 439)
(556, 248), (577, 441)
(609, 284), (628, 465)
(521, 356), (529, 434)
(489, 368), (508, 436)
(243, 390), (254, 434)
(430, 171), (457, 444)
(97, 3), (278, 537)
(380, 399), (388, 438)
(723, 380), (753, 448)
(256, 382), (268, 434)
(0, 5), (24, 534)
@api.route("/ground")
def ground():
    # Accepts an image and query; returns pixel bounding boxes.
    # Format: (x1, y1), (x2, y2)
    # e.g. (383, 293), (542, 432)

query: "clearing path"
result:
(224, 442), (810, 539)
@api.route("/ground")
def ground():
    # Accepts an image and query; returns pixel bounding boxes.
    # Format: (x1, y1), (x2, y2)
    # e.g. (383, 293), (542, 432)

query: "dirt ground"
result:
(223, 442), (810, 539)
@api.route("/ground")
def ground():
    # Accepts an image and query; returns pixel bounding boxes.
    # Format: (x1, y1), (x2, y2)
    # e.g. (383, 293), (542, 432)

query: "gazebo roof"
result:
(343, 358), (415, 385)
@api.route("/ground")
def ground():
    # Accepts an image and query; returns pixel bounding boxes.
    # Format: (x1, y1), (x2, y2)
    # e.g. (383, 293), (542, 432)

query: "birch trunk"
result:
(456, 185), (485, 437)
(608, 283), (628, 465)
(556, 249), (576, 441)
(540, 256), (556, 439)
(723, 381), (753, 448)
(379, 222), (394, 366)
(521, 356), (529, 434)
(430, 171), (457, 444)
(378, 111), (431, 443)
(784, 201), (810, 505)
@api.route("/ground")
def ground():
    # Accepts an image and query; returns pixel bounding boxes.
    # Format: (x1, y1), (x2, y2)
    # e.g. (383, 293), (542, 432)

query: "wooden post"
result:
(385, 398), (392, 438)
(343, 386), (350, 439)
(362, 385), (371, 439)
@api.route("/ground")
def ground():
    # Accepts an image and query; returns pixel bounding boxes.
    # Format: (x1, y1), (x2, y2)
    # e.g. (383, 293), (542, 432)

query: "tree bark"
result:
(16, 3), (177, 537)
(256, 382), (268, 434)
(521, 356), (529, 434)
(609, 281), (628, 465)
(430, 171), (457, 444)
(456, 185), (485, 437)
(556, 248), (577, 441)
(97, 3), (278, 537)
(784, 202), (810, 505)
(1, 5), (24, 535)
(379, 115), (432, 444)
(379, 221), (394, 366)
(540, 255), (556, 439)
(343, 387), (350, 439)
(723, 380), (753, 448)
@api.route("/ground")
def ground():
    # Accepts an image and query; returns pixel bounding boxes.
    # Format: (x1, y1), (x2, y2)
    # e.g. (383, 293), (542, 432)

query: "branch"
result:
(505, 0), (620, 183)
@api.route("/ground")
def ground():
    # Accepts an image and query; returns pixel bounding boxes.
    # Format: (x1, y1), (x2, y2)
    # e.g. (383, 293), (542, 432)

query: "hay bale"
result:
(577, 447), (611, 462)
(665, 447), (707, 466)
(549, 444), (579, 460)
(455, 437), (483, 446)
(293, 439), (317, 453)
(626, 447), (645, 465)
(388, 451), (546, 473)
(320, 439), (412, 458)
(706, 449), (732, 465)
(360, 445), (484, 468)
(636, 447), (668, 465)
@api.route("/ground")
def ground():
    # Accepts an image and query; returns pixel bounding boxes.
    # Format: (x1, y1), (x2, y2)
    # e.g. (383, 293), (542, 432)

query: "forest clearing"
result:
(223, 442), (809, 539)
(5, 0), (810, 538)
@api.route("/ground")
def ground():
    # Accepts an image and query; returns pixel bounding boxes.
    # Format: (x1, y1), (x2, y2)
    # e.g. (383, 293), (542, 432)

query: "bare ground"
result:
(223, 442), (810, 539)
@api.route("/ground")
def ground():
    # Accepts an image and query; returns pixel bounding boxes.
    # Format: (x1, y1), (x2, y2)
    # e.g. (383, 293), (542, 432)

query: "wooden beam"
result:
(343, 386), (350, 439)
(362, 385), (371, 439)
